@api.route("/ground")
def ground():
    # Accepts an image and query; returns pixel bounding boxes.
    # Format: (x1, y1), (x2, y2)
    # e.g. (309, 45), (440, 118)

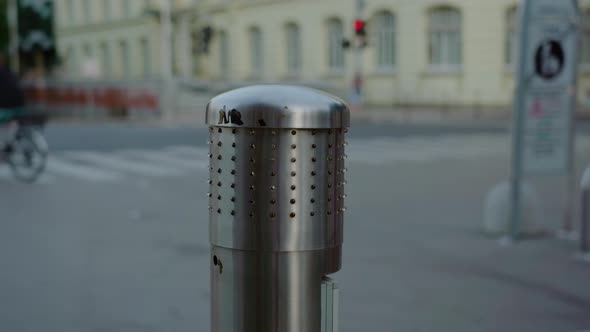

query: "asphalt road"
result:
(1, 121), (589, 332)
(44, 121), (509, 152)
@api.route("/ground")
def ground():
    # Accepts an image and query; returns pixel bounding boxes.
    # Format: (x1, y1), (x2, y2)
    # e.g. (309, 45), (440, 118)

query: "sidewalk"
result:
(350, 105), (510, 127)
(149, 104), (512, 129)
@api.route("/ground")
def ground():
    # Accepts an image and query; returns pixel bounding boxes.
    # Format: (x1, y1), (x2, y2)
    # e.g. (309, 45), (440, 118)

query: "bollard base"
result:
(211, 246), (341, 332)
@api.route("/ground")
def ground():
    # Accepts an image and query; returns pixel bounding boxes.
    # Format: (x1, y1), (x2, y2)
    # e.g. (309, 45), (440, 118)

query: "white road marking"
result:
(18, 133), (590, 183)
(164, 146), (209, 157)
(63, 151), (184, 177)
(121, 149), (208, 170)
(0, 165), (55, 184)
(46, 156), (122, 182)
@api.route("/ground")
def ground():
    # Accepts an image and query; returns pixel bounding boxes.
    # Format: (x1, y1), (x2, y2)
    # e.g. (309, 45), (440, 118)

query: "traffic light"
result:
(353, 19), (367, 48)
(354, 19), (366, 37)
(194, 26), (213, 54)
(341, 38), (351, 49)
(17, 0), (57, 70)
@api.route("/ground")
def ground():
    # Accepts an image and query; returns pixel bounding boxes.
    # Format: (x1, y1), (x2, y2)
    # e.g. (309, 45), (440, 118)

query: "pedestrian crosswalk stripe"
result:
(3, 133), (588, 184)
(0, 165), (56, 184)
(46, 156), (122, 182)
(121, 149), (208, 170)
(164, 146), (209, 157)
(63, 151), (185, 177)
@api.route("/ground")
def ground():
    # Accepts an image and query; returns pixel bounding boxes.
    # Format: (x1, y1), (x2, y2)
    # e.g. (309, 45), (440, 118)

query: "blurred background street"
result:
(1, 0), (590, 331)
(0, 119), (590, 332)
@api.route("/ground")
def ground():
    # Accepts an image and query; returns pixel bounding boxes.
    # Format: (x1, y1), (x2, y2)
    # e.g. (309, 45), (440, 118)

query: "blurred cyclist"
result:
(0, 53), (25, 150)
(0, 53), (25, 112)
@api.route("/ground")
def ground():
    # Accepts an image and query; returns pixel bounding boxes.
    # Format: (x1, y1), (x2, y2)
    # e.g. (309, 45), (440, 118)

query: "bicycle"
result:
(0, 108), (49, 183)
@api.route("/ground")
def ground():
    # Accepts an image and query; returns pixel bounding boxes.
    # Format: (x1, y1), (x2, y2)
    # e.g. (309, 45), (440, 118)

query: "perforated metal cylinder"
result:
(206, 85), (349, 332)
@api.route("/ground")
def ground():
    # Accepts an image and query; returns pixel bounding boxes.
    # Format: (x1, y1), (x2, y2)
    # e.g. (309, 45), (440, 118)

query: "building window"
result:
(285, 23), (302, 76)
(120, 41), (130, 78)
(140, 38), (151, 78)
(326, 18), (344, 72)
(65, 46), (76, 74)
(66, 0), (74, 24)
(373, 11), (396, 70)
(248, 27), (263, 78)
(580, 10), (590, 70)
(83, 0), (92, 23)
(123, 0), (132, 18)
(103, 0), (111, 21)
(100, 43), (111, 77)
(219, 31), (230, 80)
(428, 7), (462, 70)
(83, 44), (92, 58)
(505, 7), (517, 68)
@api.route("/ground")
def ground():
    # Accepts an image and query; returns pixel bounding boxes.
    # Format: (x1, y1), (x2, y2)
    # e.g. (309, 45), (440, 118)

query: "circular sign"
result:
(534, 40), (564, 80)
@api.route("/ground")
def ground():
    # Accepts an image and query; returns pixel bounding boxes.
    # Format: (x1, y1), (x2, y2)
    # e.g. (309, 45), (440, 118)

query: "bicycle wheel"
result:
(7, 127), (49, 183)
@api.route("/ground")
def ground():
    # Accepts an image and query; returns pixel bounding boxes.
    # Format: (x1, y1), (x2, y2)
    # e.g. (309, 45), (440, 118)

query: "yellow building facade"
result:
(201, 0), (590, 109)
(54, 0), (197, 80)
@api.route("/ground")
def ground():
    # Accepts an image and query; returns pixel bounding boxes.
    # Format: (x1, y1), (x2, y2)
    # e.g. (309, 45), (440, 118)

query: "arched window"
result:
(581, 10), (590, 66)
(285, 23), (302, 76)
(100, 42), (111, 77)
(65, 46), (76, 75)
(505, 7), (518, 67)
(218, 30), (230, 80)
(140, 38), (151, 78)
(373, 11), (396, 69)
(249, 27), (263, 77)
(119, 40), (130, 78)
(326, 18), (344, 71)
(428, 7), (462, 68)
(103, 0), (111, 21)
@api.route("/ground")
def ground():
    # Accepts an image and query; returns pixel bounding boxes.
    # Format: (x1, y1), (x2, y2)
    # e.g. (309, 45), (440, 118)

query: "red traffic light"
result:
(354, 19), (366, 37)
(354, 19), (365, 32)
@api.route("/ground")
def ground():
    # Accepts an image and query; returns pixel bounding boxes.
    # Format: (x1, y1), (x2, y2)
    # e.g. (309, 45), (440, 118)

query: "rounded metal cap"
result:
(205, 85), (350, 129)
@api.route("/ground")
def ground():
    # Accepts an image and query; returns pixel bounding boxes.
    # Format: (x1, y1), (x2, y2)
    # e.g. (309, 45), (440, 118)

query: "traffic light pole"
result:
(7, 0), (19, 72)
(352, 0), (366, 110)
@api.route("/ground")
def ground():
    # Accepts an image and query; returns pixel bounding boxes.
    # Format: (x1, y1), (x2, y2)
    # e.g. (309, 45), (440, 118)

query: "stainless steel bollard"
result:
(206, 85), (350, 332)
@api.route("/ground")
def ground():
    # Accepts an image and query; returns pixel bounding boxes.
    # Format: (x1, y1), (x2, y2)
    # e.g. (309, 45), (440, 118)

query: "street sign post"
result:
(510, 0), (580, 240)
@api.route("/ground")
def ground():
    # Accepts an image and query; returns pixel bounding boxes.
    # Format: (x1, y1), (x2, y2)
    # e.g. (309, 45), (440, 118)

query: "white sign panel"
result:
(517, 0), (579, 174)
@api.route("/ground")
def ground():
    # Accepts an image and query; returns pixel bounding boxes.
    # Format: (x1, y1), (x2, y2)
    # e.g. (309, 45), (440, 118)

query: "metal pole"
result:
(581, 190), (589, 253)
(509, 0), (532, 241)
(580, 166), (590, 257)
(352, 0), (365, 108)
(563, 3), (581, 234)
